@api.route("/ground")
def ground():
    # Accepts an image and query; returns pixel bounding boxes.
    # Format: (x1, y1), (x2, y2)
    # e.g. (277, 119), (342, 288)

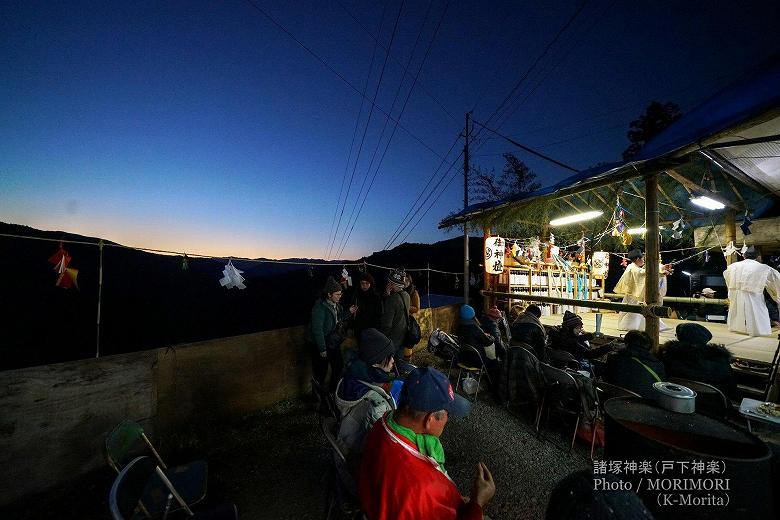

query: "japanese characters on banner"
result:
(484, 235), (506, 274)
(591, 251), (610, 277)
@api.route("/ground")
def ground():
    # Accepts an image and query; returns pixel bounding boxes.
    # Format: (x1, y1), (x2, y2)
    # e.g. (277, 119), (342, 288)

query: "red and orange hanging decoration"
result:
(48, 243), (79, 289)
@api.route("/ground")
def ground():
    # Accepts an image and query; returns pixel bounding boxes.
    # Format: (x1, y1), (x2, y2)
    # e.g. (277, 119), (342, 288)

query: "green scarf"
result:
(387, 411), (447, 474)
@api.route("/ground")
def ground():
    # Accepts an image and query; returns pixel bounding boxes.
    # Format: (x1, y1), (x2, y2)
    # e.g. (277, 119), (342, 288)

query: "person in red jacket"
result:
(358, 366), (496, 520)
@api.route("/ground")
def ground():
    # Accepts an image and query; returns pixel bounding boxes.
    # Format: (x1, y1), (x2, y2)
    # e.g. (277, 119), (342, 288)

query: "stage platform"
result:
(539, 312), (779, 364)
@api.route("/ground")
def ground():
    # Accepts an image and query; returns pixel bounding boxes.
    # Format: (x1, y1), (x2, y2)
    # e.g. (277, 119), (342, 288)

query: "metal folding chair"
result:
(455, 343), (489, 402)
(105, 420), (208, 517)
(538, 363), (587, 453)
(319, 416), (361, 520)
(590, 381), (640, 459)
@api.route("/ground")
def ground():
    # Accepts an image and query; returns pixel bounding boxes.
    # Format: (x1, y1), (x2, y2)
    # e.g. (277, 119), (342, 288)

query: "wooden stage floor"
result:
(539, 312), (779, 363)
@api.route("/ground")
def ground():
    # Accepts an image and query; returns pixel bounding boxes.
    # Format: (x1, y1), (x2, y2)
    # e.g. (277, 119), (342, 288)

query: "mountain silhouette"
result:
(0, 222), (480, 370)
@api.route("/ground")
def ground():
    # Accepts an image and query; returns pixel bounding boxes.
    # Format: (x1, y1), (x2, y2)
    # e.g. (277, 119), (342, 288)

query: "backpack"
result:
(401, 296), (421, 348)
(427, 329), (460, 361)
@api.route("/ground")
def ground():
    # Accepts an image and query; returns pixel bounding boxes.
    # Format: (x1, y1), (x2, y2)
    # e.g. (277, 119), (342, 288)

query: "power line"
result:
(324, 3), (388, 260)
(329, 0), (407, 259)
(243, 0), (444, 160)
(472, 118), (580, 172)
(388, 147), (463, 249)
(336, 0), (451, 259)
(384, 133), (461, 249)
(336, 0), (458, 124)
(333, 0), (433, 260)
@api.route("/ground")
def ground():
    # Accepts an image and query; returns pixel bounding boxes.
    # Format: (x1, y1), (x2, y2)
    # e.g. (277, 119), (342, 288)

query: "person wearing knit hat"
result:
(482, 306), (508, 361)
(548, 310), (614, 364)
(458, 304), (501, 386)
(660, 322), (736, 396)
(307, 275), (355, 394)
(334, 328), (401, 472)
(380, 269), (411, 360)
(561, 310), (583, 330)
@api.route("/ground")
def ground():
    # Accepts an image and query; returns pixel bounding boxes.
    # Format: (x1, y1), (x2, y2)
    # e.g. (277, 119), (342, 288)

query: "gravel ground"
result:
(3, 351), (592, 519)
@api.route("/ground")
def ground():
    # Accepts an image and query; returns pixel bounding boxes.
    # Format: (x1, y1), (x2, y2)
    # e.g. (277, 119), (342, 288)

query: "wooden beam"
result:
(589, 187), (610, 208)
(625, 179), (644, 199)
(666, 169), (740, 210)
(573, 192), (593, 208)
(718, 170), (745, 206)
(645, 173), (660, 349)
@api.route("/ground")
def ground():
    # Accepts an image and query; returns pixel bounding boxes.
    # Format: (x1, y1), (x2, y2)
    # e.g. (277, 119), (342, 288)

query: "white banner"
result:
(484, 236), (506, 274)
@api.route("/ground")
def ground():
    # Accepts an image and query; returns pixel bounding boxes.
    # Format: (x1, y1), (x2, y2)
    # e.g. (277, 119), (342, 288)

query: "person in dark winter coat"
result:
(510, 305), (547, 362)
(380, 268), (410, 360)
(352, 271), (382, 336)
(457, 305), (499, 376)
(548, 311), (613, 361)
(603, 330), (665, 398)
(307, 276), (355, 392)
(659, 323), (736, 397)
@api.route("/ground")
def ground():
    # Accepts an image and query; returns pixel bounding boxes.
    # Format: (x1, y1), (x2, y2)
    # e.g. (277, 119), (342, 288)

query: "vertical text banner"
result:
(485, 236), (505, 274)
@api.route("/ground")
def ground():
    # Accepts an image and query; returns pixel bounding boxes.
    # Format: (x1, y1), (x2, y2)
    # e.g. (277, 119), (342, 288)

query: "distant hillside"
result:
(0, 222), (479, 370)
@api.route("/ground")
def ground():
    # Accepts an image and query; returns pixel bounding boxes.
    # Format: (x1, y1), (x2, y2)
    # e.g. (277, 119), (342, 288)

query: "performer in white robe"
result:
(614, 249), (672, 331)
(723, 247), (780, 336)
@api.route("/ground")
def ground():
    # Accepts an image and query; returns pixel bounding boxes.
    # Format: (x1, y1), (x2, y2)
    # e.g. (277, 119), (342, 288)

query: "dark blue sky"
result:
(2, 1), (778, 259)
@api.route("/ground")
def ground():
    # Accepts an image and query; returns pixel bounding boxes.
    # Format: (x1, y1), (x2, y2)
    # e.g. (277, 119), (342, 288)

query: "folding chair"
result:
(105, 420), (208, 517)
(109, 456), (237, 520)
(320, 416), (361, 520)
(538, 364), (588, 453)
(667, 377), (732, 419)
(455, 344), (490, 402)
(311, 376), (339, 419)
(545, 348), (581, 371)
(502, 344), (545, 427)
(590, 382), (640, 459)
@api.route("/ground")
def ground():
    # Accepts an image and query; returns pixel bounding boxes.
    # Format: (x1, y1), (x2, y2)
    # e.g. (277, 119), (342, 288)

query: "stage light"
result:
(549, 210), (603, 226)
(681, 271), (692, 276)
(627, 226), (664, 235)
(690, 196), (725, 210)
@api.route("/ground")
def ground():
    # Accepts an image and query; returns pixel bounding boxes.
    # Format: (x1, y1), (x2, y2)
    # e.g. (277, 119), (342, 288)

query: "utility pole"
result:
(463, 112), (470, 305)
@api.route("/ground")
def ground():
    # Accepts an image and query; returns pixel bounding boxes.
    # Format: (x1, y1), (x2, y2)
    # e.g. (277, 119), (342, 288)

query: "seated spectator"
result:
(659, 323), (736, 397)
(335, 328), (400, 472)
(482, 306), (508, 360)
(510, 304), (547, 361)
(603, 330), (665, 398)
(457, 305), (499, 373)
(548, 311), (613, 361)
(546, 470), (654, 520)
(359, 366), (496, 519)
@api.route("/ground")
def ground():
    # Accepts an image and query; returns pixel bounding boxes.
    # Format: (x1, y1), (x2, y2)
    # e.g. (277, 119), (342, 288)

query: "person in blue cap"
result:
(359, 366), (496, 520)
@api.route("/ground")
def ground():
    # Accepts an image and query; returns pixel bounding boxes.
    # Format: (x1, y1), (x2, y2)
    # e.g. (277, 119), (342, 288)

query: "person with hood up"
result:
(510, 304), (547, 362)
(352, 271), (382, 336)
(603, 330), (665, 398)
(335, 328), (401, 473)
(659, 322), (736, 397)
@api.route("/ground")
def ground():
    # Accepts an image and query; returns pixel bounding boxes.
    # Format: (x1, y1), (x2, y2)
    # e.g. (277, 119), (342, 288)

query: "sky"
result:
(2, 0), (779, 260)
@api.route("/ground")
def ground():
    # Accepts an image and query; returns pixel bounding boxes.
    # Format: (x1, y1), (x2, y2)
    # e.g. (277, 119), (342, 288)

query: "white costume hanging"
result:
(723, 258), (780, 336)
(613, 262), (668, 331)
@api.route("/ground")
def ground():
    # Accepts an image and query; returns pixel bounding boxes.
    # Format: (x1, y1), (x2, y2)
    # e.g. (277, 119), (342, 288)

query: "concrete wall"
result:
(0, 304), (459, 506)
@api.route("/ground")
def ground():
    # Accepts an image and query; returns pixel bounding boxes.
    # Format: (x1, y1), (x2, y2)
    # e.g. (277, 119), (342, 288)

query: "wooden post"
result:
(645, 173), (660, 348)
(483, 226), (492, 313)
(724, 209), (737, 266)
